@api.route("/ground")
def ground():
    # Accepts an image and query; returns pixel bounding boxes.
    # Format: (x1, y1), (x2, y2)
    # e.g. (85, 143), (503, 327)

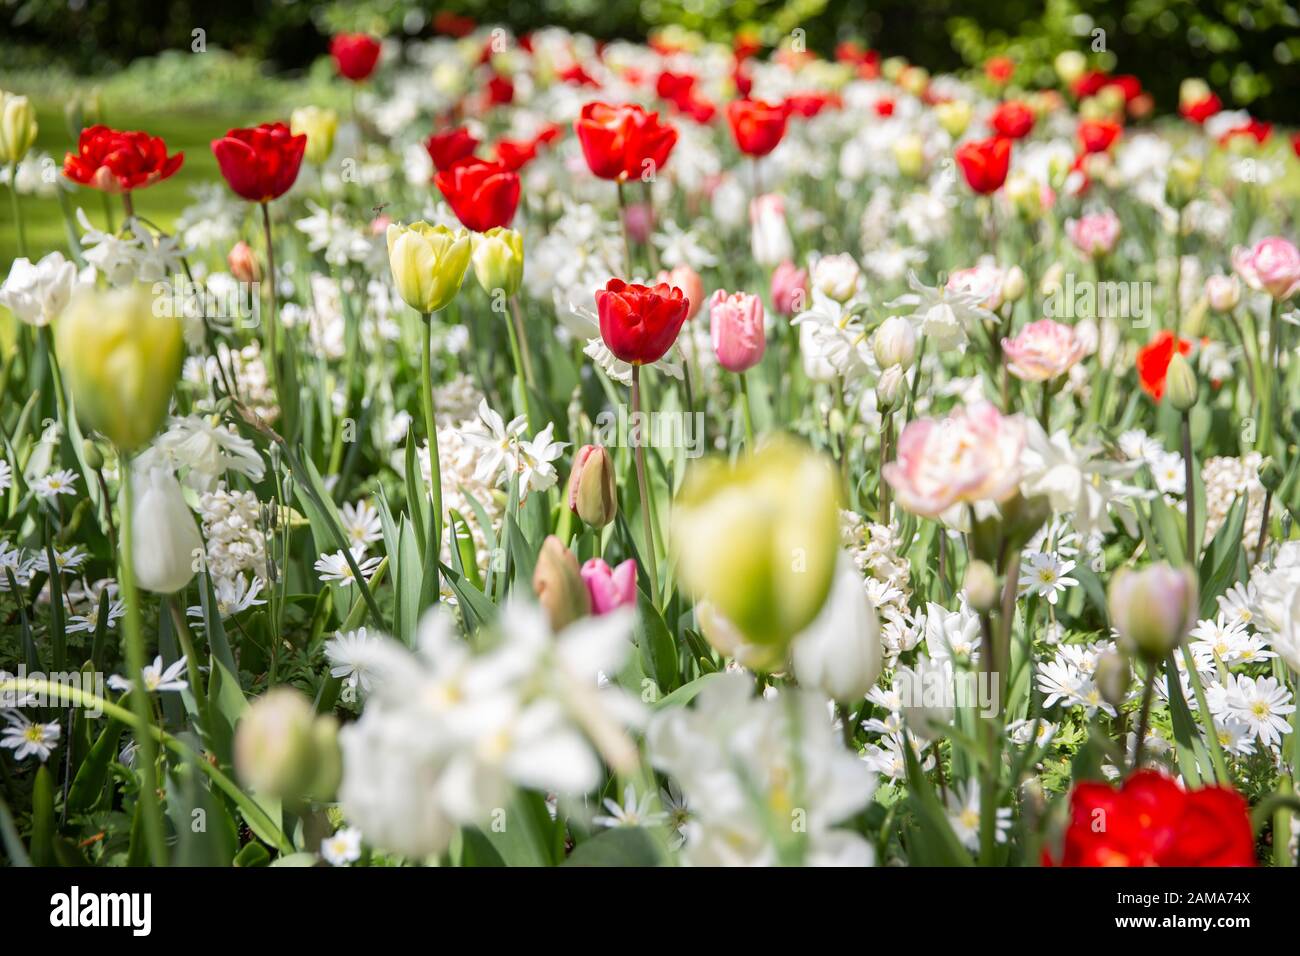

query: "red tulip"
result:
(425, 127), (479, 172)
(1180, 92), (1221, 124)
(595, 278), (689, 366)
(1071, 70), (1111, 98)
(726, 99), (787, 157)
(211, 123), (306, 203)
(954, 136), (1011, 194)
(984, 56), (1014, 85)
(1219, 118), (1273, 148)
(486, 75), (514, 106)
(574, 102), (678, 182)
(330, 33), (382, 82)
(1078, 118), (1122, 154)
(1048, 770), (1255, 867)
(1136, 330), (1193, 401)
(990, 100), (1035, 140)
(63, 125), (183, 194)
(1292, 132), (1300, 160)
(434, 158), (520, 232)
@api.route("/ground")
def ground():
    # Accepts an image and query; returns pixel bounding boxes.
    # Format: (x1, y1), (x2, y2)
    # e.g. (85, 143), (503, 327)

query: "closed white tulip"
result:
(790, 555), (883, 702)
(131, 466), (203, 593)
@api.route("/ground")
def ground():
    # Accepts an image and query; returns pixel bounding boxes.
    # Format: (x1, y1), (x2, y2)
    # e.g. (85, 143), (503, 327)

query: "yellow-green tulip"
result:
(471, 227), (524, 298)
(55, 284), (184, 452)
(386, 221), (471, 315)
(0, 91), (38, 165)
(290, 106), (339, 166)
(671, 437), (841, 666)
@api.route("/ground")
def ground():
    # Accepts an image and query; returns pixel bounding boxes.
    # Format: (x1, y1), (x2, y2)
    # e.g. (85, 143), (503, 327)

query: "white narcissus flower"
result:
(0, 252), (83, 326)
(1018, 420), (1149, 538)
(131, 465), (203, 594)
(791, 555), (883, 703)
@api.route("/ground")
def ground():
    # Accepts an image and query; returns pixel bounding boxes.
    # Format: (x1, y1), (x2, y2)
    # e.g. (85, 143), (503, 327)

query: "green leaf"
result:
(66, 718), (125, 813)
(562, 827), (663, 867)
(30, 765), (55, 867)
(635, 587), (680, 694)
(901, 733), (972, 866)
(1197, 495), (1246, 617)
(652, 672), (723, 710)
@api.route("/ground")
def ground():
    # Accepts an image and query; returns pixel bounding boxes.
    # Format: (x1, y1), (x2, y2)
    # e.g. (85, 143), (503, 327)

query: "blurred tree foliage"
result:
(2, 0), (1296, 120)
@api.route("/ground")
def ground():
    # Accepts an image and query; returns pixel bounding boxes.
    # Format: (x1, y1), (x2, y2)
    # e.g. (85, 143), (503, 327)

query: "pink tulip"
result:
(882, 401), (1026, 517)
(1231, 236), (1300, 301)
(946, 262), (1007, 311)
(657, 264), (705, 320)
(708, 289), (766, 372)
(580, 558), (638, 615)
(1001, 318), (1087, 382)
(770, 259), (809, 316)
(1065, 209), (1121, 258)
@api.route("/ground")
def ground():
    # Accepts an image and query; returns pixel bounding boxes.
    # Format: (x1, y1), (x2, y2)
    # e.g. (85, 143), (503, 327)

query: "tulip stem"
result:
(121, 190), (134, 223)
(7, 165), (27, 258)
(420, 314), (443, 557)
(630, 365), (660, 605)
(166, 596), (211, 740)
(1131, 663), (1157, 772)
(738, 372), (755, 448)
(641, 180), (660, 274)
(260, 201), (279, 387)
(615, 180), (634, 276)
(506, 296), (536, 431)
(879, 411), (893, 524)
(1181, 411), (1196, 562)
(117, 456), (167, 865)
(1039, 382), (1050, 432)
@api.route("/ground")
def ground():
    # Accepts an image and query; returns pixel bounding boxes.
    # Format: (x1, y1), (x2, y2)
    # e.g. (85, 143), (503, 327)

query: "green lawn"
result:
(3, 101), (271, 264)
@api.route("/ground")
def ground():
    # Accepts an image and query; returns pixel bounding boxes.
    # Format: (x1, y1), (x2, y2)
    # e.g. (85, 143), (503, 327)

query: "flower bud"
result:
(812, 253), (861, 303)
(1054, 51), (1087, 85)
(1258, 456), (1283, 493)
(290, 105), (339, 165)
(672, 438), (840, 663)
(1094, 650), (1131, 710)
(227, 241), (261, 283)
(532, 535), (591, 631)
(934, 99), (972, 138)
(56, 284), (184, 452)
(1164, 351), (1197, 412)
(235, 687), (341, 801)
(580, 558), (637, 615)
(567, 444), (617, 528)
(891, 133), (925, 178)
(873, 315), (917, 370)
(875, 365), (907, 412)
(657, 265), (704, 320)
(1108, 563), (1197, 661)
(131, 465), (203, 594)
(790, 556), (883, 702)
(963, 559), (998, 612)
(386, 221), (472, 315)
(82, 439), (104, 471)
(1002, 265), (1027, 303)
(471, 226), (524, 298)
(0, 91), (38, 165)
(1204, 274), (1240, 313)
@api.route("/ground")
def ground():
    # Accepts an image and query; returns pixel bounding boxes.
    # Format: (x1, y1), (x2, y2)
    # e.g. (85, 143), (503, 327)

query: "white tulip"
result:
(131, 465), (202, 594)
(790, 556), (883, 702)
(872, 315), (917, 369)
(0, 252), (82, 327)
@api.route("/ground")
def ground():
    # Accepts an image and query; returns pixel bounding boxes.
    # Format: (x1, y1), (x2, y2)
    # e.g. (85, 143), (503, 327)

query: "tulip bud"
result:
(131, 465), (203, 594)
(235, 688), (341, 801)
(672, 438), (840, 662)
(881, 57), (907, 82)
(963, 559), (998, 612)
(1039, 262), (1066, 299)
(891, 133), (925, 179)
(1166, 154), (1201, 208)
(1054, 51), (1086, 85)
(1094, 650), (1131, 710)
(0, 91), (38, 166)
(813, 253), (861, 303)
(875, 365), (907, 412)
(580, 558), (637, 615)
(1002, 265), (1027, 303)
(290, 106), (339, 165)
(790, 556), (883, 702)
(1204, 275), (1240, 313)
(82, 439), (104, 471)
(1164, 352), (1197, 412)
(873, 316), (917, 370)
(532, 535), (591, 631)
(1108, 563), (1197, 661)
(568, 444), (617, 528)
(227, 241), (261, 283)
(1258, 456), (1283, 493)
(898, 65), (929, 97)
(1179, 79), (1211, 110)
(56, 284), (184, 452)
(1004, 173), (1045, 220)
(386, 221), (472, 315)
(934, 99), (972, 138)
(471, 227), (524, 298)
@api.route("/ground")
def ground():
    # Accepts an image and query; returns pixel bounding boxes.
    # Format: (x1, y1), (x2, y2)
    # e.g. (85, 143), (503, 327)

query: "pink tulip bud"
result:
(770, 259), (809, 316)
(227, 241), (261, 283)
(657, 265), (704, 320)
(1108, 562), (1197, 661)
(708, 289), (766, 372)
(580, 558), (638, 615)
